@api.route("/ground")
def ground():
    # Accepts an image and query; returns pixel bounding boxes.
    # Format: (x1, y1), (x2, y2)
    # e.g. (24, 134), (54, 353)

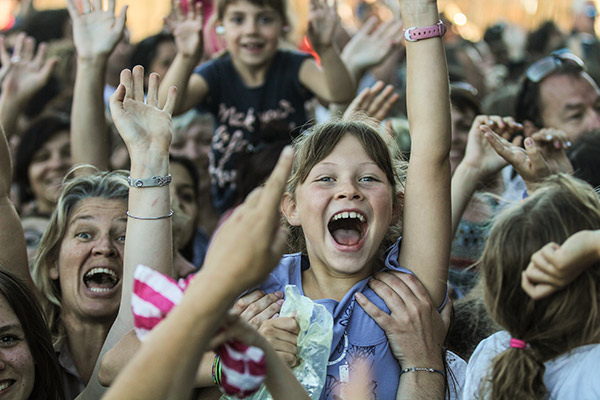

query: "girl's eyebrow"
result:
(0, 324), (22, 333)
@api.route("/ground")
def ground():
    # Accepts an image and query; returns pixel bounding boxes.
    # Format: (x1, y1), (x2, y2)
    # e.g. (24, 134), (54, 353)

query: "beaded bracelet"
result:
(400, 367), (445, 378)
(212, 355), (222, 386)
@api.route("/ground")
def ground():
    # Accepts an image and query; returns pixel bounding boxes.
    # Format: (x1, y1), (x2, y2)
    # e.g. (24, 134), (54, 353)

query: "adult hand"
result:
(482, 126), (573, 193)
(355, 272), (448, 367)
(343, 81), (399, 122)
(522, 230), (600, 300)
(67, 0), (127, 60)
(109, 66), (177, 156)
(164, 0), (204, 59)
(199, 146), (294, 292)
(341, 16), (403, 74)
(307, 0), (339, 51)
(258, 316), (300, 368)
(232, 289), (284, 329)
(0, 34), (57, 103)
(459, 115), (522, 180)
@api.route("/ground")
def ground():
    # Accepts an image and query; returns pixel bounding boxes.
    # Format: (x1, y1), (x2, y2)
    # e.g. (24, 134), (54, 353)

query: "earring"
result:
(216, 25), (225, 35)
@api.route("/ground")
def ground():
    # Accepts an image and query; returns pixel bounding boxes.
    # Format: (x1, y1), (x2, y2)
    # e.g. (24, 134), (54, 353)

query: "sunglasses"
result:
(525, 50), (585, 83)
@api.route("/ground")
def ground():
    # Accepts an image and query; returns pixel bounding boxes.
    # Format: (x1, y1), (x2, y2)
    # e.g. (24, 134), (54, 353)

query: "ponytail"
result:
(482, 344), (546, 400)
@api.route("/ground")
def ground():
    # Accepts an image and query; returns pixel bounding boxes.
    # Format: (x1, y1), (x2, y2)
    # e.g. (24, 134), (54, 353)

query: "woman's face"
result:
(0, 295), (35, 399)
(50, 197), (127, 322)
(27, 131), (71, 214)
(170, 161), (199, 248)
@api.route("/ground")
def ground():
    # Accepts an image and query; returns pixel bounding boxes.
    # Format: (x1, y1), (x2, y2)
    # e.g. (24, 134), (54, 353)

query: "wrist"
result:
(77, 54), (109, 66)
(400, 4), (440, 28)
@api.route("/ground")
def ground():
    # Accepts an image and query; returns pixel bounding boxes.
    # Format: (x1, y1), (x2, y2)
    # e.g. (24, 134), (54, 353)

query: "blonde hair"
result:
(285, 115), (407, 262)
(479, 174), (600, 399)
(32, 169), (129, 346)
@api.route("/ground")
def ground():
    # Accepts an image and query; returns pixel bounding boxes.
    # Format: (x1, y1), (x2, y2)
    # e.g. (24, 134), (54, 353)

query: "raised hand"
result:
(67, 0), (127, 59)
(109, 66), (177, 155)
(343, 81), (399, 122)
(0, 33), (57, 104)
(232, 289), (284, 329)
(355, 272), (448, 367)
(341, 16), (403, 76)
(307, 0), (339, 51)
(459, 115), (523, 179)
(483, 126), (573, 192)
(164, 0), (204, 59)
(522, 230), (600, 300)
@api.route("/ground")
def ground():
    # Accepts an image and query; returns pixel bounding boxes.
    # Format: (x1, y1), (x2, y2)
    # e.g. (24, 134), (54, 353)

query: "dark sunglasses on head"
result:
(525, 50), (585, 83)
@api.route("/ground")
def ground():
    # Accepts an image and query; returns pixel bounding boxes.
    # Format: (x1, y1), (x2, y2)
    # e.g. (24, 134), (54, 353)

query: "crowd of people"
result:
(0, 0), (599, 398)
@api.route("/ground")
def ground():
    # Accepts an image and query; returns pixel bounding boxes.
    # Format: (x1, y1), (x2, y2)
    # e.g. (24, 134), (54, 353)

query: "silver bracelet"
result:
(400, 367), (445, 378)
(126, 209), (174, 220)
(127, 174), (172, 188)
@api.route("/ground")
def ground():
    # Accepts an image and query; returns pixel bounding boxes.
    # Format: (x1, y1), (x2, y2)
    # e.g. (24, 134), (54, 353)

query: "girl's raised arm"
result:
(397, 0), (451, 307)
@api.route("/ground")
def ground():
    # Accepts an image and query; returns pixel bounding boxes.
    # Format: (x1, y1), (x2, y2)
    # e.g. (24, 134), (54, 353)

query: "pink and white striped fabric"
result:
(132, 265), (267, 398)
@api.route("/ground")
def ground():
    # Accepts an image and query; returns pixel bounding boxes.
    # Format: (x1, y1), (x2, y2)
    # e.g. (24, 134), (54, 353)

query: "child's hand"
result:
(482, 126), (573, 193)
(258, 316), (300, 368)
(67, 0), (127, 60)
(341, 16), (403, 74)
(355, 272), (448, 368)
(307, 0), (339, 51)
(164, 0), (204, 59)
(459, 115), (522, 179)
(0, 34), (57, 103)
(343, 81), (399, 123)
(233, 290), (284, 329)
(109, 66), (177, 155)
(522, 230), (600, 300)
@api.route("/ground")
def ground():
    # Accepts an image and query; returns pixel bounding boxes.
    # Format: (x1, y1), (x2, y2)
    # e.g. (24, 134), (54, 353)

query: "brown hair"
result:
(216, 0), (290, 27)
(479, 174), (600, 399)
(285, 115), (407, 260)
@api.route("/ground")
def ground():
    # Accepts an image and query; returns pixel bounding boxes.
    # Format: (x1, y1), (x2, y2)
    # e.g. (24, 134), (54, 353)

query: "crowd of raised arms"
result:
(0, 0), (599, 399)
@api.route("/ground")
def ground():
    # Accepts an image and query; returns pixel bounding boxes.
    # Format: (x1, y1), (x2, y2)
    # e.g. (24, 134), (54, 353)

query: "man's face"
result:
(539, 72), (600, 142)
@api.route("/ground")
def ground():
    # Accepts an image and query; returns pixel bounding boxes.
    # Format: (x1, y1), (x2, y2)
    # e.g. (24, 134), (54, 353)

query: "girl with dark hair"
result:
(0, 269), (64, 400)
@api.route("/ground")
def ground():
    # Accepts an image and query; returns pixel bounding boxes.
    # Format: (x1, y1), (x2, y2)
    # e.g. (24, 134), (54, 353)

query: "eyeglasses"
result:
(525, 50), (585, 83)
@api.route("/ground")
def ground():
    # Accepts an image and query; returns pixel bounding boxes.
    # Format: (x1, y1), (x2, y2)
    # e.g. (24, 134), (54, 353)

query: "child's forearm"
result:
(263, 340), (310, 400)
(316, 45), (357, 104)
(158, 52), (200, 114)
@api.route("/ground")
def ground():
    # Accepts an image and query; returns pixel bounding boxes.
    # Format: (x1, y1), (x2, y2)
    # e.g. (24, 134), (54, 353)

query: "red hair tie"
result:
(509, 338), (527, 349)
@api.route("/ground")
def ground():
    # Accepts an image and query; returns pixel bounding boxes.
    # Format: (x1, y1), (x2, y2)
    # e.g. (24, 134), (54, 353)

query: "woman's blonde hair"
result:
(32, 169), (129, 346)
(285, 115), (407, 263)
(479, 174), (600, 399)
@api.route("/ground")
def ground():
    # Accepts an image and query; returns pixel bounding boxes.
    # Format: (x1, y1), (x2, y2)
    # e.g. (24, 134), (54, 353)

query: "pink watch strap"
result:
(404, 20), (447, 42)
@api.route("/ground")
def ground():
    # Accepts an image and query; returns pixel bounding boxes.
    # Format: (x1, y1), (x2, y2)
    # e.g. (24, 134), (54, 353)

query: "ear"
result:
(281, 192), (301, 226)
(49, 263), (59, 280)
(523, 120), (539, 138)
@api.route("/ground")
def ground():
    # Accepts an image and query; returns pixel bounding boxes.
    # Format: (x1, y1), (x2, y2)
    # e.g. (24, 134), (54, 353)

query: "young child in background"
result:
(463, 174), (600, 399)
(159, 0), (356, 213)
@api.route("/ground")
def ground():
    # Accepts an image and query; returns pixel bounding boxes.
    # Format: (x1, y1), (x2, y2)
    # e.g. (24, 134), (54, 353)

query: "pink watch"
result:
(404, 20), (447, 42)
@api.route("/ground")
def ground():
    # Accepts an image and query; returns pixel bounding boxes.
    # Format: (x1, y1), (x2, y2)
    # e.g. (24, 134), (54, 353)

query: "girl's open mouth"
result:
(328, 211), (367, 247)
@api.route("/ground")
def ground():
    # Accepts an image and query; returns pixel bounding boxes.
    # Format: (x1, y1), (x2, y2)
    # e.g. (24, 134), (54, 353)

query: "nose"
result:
(335, 179), (362, 200)
(244, 19), (258, 34)
(48, 150), (70, 170)
(92, 234), (118, 258)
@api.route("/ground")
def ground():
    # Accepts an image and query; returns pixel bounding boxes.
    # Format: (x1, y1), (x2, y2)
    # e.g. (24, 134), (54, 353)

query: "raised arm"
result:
(159, 1), (208, 114)
(68, 0), (127, 170)
(103, 146), (293, 400)
(396, 0), (450, 306)
(0, 120), (32, 296)
(0, 33), (57, 139)
(299, 0), (356, 104)
(77, 67), (177, 399)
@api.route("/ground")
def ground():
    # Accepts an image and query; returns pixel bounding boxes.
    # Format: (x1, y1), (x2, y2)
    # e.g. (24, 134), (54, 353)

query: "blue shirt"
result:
(257, 238), (465, 400)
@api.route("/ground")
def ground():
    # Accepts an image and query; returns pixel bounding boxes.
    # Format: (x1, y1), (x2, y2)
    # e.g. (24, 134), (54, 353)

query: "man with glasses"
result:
(515, 50), (600, 142)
